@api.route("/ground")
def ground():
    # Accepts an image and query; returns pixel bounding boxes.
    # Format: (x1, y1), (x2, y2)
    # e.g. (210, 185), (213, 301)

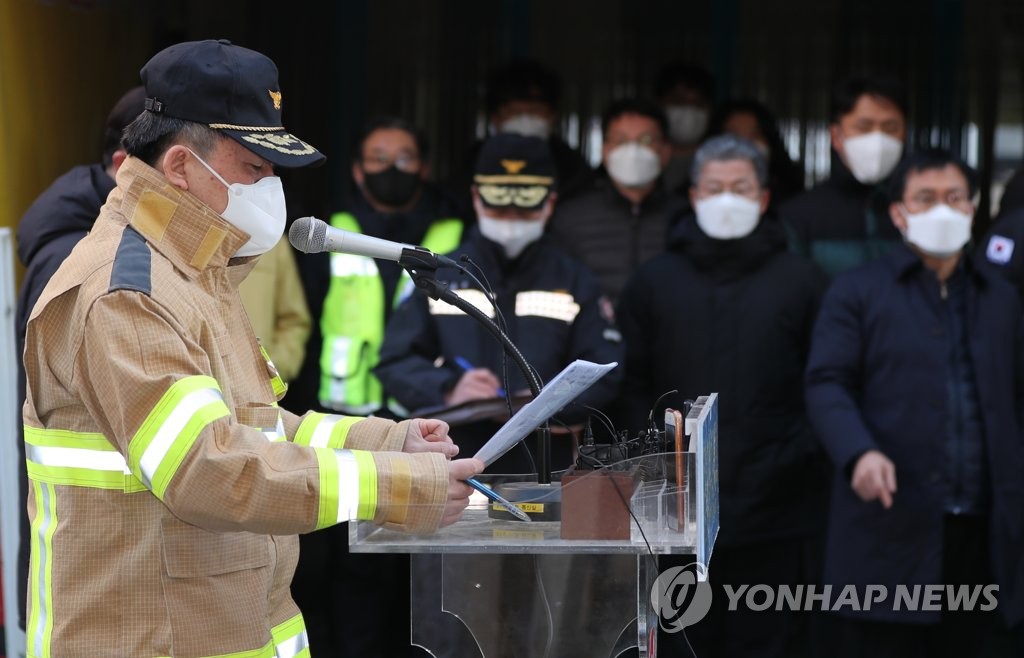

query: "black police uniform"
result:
(376, 229), (624, 473)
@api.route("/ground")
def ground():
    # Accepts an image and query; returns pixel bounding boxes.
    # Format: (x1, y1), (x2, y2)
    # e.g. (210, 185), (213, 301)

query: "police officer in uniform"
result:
(377, 134), (624, 473)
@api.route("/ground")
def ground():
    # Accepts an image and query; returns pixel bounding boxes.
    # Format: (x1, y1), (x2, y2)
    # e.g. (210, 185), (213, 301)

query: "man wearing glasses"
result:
(291, 116), (465, 657)
(548, 98), (688, 303)
(806, 149), (1024, 655)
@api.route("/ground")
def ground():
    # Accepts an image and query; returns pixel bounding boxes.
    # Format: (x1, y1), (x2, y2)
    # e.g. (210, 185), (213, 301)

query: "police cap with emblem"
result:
(473, 133), (556, 210)
(140, 39), (325, 167)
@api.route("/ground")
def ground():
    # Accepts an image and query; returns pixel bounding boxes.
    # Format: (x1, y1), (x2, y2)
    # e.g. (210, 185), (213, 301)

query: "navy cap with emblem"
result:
(473, 133), (556, 210)
(140, 39), (325, 168)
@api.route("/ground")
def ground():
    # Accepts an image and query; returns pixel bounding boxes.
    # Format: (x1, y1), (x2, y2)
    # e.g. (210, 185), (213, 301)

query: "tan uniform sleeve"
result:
(265, 241), (311, 381)
(73, 291), (446, 535)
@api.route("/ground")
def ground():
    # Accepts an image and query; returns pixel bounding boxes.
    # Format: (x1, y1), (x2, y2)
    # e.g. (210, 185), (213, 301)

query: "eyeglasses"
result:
(361, 152), (420, 173)
(695, 180), (760, 198)
(604, 133), (664, 150)
(903, 190), (973, 213)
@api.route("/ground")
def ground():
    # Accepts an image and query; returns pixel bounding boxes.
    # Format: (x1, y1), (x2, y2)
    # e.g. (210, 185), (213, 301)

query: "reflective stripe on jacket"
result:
(22, 157), (448, 658)
(319, 211), (461, 414)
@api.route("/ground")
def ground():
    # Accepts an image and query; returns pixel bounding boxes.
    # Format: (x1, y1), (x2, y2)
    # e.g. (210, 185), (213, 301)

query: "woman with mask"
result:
(618, 134), (830, 658)
(377, 134), (624, 474)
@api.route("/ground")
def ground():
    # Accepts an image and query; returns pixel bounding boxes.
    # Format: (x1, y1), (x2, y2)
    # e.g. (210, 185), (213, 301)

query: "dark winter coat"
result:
(618, 213), (830, 547)
(806, 245), (1024, 624)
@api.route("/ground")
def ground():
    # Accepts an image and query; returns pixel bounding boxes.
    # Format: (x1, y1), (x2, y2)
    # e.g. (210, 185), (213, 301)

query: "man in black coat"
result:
(618, 134), (829, 657)
(977, 205), (1024, 306)
(806, 149), (1024, 656)
(12, 86), (145, 631)
(547, 98), (689, 303)
(780, 77), (907, 278)
(377, 134), (623, 474)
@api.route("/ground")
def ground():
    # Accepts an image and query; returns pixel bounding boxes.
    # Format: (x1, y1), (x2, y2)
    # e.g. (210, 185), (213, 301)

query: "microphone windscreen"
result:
(288, 216), (326, 253)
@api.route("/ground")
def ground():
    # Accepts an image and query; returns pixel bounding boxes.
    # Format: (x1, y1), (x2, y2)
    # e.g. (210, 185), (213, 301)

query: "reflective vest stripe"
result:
(271, 613), (310, 658)
(514, 290), (581, 323)
(319, 213), (462, 413)
(427, 288), (496, 317)
(312, 448), (375, 529)
(294, 412), (360, 449)
(27, 480), (57, 658)
(128, 375), (231, 500)
(24, 427), (146, 492)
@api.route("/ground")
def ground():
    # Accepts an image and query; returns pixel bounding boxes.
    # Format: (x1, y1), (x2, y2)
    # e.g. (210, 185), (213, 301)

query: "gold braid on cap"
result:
(474, 174), (554, 185)
(208, 123), (286, 131)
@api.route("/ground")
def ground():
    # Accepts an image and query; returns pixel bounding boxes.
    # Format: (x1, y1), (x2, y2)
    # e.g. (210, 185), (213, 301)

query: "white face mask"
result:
(189, 149), (287, 257)
(498, 114), (553, 139)
(606, 143), (662, 188)
(478, 215), (546, 258)
(901, 204), (973, 259)
(694, 192), (762, 240)
(841, 132), (903, 184)
(665, 105), (709, 145)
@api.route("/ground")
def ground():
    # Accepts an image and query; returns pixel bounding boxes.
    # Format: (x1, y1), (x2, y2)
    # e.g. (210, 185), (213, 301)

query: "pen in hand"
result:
(466, 477), (532, 522)
(452, 355), (506, 398)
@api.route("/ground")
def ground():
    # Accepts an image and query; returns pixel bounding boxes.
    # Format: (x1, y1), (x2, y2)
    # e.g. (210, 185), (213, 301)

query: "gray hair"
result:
(690, 134), (769, 188)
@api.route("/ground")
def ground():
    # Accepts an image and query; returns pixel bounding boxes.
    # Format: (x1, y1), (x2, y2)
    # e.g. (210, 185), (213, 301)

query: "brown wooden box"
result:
(559, 469), (638, 540)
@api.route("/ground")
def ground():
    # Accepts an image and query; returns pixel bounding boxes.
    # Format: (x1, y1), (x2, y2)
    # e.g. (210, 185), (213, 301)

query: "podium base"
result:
(488, 481), (562, 522)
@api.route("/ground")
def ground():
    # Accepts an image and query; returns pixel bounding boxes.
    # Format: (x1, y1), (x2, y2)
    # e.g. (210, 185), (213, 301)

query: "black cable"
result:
(457, 255), (517, 416)
(647, 389), (680, 433)
(448, 255), (541, 474)
(573, 403), (618, 442)
(458, 254), (553, 475)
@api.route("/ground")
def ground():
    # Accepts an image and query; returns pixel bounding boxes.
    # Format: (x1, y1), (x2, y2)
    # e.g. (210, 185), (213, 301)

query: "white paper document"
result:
(473, 360), (618, 467)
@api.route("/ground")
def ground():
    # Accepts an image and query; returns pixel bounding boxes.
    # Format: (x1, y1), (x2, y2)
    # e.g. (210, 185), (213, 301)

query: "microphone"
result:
(288, 216), (459, 270)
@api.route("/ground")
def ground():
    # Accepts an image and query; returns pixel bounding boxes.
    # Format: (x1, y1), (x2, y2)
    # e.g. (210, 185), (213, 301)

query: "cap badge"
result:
(500, 159), (526, 174)
(268, 90), (282, 110)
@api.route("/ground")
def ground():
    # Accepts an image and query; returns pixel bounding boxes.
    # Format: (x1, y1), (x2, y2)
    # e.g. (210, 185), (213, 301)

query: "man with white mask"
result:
(549, 98), (688, 302)
(654, 60), (716, 192)
(807, 149), (1024, 656)
(618, 134), (829, 658)
(445, 59), (592, 220)
(378, 134), (623, 474)
(21, 39), (483, 658)
(782, 76), (908, 277)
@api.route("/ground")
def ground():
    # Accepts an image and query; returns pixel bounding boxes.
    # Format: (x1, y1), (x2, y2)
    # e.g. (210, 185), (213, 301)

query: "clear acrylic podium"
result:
(350, 394), (719, 658)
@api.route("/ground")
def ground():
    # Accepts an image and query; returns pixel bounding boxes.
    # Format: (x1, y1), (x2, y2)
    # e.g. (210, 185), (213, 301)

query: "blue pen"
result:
(466, 477), (532, 522)
(452, 356), (506, 398)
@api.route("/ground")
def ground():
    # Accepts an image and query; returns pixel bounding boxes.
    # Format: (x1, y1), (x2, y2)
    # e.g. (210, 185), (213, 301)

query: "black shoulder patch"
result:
(109, 226), (152, 295)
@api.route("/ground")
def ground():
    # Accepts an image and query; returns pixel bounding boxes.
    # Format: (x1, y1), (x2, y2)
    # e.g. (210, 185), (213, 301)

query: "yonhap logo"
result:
(650, 562), (713, 633)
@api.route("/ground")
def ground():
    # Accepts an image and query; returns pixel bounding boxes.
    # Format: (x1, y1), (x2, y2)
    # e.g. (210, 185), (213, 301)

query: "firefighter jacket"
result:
(319, 211), (461, 414)
(21, 157), (449, 658)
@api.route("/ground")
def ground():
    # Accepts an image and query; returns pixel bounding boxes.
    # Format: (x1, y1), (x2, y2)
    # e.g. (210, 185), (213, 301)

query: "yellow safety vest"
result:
(319, 212), (462, 414)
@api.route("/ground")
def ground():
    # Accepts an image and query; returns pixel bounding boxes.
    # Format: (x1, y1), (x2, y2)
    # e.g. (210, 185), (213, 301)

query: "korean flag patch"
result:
(986, 235), (1015, 265)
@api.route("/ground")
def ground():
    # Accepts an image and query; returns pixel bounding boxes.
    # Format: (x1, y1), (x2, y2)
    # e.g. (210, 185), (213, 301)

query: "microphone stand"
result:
(400, 251), (552, 487)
